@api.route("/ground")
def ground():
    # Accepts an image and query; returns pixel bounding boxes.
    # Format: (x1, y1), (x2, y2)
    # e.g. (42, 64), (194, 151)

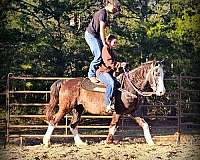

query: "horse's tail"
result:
(44, 80), (62, 122)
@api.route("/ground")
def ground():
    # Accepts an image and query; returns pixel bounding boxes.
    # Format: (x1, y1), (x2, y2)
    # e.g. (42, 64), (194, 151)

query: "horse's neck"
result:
(124, 65), (151, 91)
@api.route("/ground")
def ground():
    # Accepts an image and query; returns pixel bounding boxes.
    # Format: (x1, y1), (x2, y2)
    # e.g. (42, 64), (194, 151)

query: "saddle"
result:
(81, 78), (137, 99)
(81, 78), (106, 93)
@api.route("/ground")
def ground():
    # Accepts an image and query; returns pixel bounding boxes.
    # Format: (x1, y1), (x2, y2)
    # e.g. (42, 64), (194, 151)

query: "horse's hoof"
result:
(43, 143), (51, 148)
(105, 139), (113, 144)
(147, 141), (155, 146)
(106, 136), (113, 144)
(106, 141), (113, 144)
(43, 137), (51, 147)
(43, 142), (51, 148)
(75, 142), (88, 148)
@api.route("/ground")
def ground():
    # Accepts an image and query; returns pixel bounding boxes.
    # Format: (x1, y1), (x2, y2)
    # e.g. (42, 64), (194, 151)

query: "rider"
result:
(85, 0), (121, 83)
(96, 35), (127, 112)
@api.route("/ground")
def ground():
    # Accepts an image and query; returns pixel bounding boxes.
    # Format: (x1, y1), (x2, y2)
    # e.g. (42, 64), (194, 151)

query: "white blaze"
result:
(156, 66), (166, 96)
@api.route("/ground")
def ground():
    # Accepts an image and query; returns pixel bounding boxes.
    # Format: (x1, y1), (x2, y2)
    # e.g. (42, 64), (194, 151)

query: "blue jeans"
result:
(85, 31), (103, 78)
(97, 72), (116, 106)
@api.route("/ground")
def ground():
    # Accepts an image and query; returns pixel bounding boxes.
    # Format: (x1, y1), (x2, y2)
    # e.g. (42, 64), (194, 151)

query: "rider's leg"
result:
(97, 72), (116, 112)
(85, 31), (103, 81)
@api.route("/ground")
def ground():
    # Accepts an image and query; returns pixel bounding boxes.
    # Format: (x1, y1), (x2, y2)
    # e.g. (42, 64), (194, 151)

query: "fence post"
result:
(6, 73), (12, 143)
(177, 74), (182, 144)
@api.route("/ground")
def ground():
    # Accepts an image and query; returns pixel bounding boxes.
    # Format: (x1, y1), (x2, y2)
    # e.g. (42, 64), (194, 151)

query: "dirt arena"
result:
(1, 135), (200, 160)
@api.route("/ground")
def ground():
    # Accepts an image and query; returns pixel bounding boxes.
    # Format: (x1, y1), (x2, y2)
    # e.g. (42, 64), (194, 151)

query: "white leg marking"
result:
(70, 126), (87, 147)
(43, 124), (54, 147)
(70, 126), (78, 135)
(109, 125), (116, 135)
(143, 122), (154, 145)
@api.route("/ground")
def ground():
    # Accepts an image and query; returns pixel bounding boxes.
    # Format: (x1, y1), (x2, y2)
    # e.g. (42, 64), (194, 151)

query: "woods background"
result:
(0, 0), (199, 118)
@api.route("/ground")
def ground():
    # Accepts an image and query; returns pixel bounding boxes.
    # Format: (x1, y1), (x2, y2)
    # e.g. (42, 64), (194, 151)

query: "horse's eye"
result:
(156, 72), (160, 76)
(154, 69), (160, 76)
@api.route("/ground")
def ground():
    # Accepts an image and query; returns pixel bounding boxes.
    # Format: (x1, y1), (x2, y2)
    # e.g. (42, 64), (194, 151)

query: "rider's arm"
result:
(100, 21), (106, 46)
(102, 46), (115, 69)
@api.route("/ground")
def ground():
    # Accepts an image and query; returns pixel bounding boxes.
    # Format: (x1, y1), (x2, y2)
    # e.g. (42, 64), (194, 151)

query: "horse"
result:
(43, 60), (166, 147)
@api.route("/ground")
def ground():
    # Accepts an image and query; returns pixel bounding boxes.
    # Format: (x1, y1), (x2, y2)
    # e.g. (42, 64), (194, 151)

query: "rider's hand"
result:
(103, 42), (108, 47)
(121, 62), (127, 68)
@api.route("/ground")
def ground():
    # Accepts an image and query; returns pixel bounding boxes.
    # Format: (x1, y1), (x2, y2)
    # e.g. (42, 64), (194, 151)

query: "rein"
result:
(121, 64), (158, 97)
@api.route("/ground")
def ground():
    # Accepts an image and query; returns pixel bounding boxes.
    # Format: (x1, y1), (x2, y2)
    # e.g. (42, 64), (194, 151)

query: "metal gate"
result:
(4, 73), (200, 145)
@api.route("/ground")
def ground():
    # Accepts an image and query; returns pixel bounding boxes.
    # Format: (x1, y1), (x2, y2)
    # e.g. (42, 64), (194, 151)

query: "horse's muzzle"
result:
(156, 88), (166, 96)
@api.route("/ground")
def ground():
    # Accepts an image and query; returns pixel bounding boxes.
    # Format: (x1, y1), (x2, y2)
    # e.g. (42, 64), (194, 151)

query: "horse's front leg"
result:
(133, 116), (154, 145)
(106, 112), (121, 144)
(69, 105), (87, 147)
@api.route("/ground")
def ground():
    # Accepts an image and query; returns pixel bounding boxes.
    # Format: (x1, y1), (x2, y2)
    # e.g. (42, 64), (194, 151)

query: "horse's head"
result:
(147, 61), (166, 96)
(118, 60), (166, 97)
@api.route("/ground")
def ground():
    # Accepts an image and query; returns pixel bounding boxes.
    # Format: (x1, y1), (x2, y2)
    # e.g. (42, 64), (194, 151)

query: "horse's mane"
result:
(129, 61), (154, 85)
(117, 60), (155, 88)
(130, 61), (154, 75)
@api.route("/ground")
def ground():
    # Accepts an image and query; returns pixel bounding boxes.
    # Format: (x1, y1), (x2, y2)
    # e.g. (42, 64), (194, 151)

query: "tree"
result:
(0, 0), (199, 80)
(146, 0), (200, 76)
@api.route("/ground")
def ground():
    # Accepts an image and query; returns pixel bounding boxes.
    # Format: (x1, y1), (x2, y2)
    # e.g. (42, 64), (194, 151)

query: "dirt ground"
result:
(1, 135), (200, 160)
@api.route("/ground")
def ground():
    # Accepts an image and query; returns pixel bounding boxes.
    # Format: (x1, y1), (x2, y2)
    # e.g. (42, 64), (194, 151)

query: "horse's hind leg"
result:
(43, 122), (55, 147)
(106, 112), (121, 144)
(69, 105), (87, 146)
(43, 108), (67, 147)
(133, 116), (154, 145)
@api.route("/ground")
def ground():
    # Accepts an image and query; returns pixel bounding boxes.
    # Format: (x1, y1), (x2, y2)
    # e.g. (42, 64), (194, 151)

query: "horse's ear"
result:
(158, 60), (165, 66)
(155, 60), (161, 66)
(153, 59), (157, 65)
(160, 60), (165, 65)
(155, 60), (165, 66)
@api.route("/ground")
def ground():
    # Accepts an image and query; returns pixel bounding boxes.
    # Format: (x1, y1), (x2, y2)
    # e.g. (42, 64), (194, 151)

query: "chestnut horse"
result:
(43, 60), (165, 147)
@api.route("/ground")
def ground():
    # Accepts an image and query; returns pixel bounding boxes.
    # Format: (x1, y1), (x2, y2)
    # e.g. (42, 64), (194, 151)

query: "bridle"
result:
(120, 63), (161, 97)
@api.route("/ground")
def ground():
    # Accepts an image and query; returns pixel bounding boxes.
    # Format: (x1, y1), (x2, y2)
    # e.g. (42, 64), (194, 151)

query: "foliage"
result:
(0, 0), (199, 124)
(0, 0), (199, 80)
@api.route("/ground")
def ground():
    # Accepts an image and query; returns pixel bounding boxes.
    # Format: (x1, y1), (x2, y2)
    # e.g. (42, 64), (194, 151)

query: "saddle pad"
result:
(81, 78), (106, 93)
